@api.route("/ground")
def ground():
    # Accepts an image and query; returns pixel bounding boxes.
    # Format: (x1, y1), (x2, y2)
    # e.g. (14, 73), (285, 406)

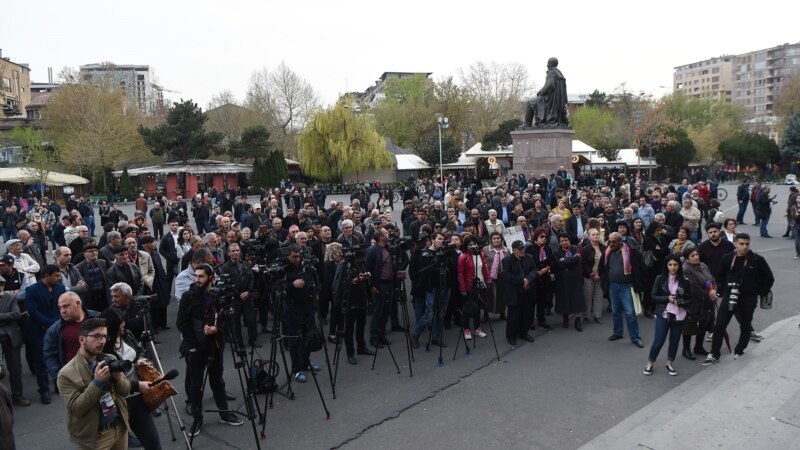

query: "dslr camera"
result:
(103, 356), (133, 373)
(727, 281), (740, 312)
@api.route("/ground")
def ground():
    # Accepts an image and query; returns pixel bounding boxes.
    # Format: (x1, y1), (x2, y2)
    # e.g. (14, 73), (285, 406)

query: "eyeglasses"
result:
(85, 333), (108, 341)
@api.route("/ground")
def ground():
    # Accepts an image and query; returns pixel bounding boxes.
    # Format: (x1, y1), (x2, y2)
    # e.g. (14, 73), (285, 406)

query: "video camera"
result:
(422, 242), (457, 259)
(342, 243), (369, 264)
(388, 235), (413, 253)
(210, 272), (237, 307)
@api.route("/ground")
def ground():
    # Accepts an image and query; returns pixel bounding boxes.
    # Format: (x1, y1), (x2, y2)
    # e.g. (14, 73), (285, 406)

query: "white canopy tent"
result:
(0, 167), (90, 186)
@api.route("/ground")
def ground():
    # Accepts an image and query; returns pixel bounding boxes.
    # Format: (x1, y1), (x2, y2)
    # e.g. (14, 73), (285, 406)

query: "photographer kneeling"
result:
(176, 264), (243, 437)
(643, 254), (692, 377)
(100, 308), (162, 449)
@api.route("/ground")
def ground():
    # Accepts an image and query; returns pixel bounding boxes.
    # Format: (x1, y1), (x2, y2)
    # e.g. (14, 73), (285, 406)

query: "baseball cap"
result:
(511, 240), (525, 250)
(0, 255), (14, 265)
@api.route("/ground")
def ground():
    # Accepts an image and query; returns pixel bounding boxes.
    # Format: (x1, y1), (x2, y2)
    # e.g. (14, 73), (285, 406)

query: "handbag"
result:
(136, 361), (178, 411)
(759, 291), (773, 310)
(631, 287), (643, 316)
(642, 249), (656, 268)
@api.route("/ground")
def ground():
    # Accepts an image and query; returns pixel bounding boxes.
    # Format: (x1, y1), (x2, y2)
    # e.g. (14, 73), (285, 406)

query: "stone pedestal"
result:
(511, 128), (574, 179)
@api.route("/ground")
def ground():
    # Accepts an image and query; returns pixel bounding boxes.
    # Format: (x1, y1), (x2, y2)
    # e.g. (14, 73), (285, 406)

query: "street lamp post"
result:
(437, 116), (449, 184)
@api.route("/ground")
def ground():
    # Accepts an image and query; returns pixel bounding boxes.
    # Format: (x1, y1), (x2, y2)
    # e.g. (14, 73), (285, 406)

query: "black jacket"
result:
(651, 273), (693, 318)
(176, 285), (222, 352)
(500, 254), (537, 306)
(565, 215), (589, 245)
(715, 251), (774, 299)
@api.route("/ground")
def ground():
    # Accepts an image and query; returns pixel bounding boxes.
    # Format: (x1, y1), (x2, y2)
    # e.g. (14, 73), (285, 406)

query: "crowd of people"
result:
(0, 170), (794, 449)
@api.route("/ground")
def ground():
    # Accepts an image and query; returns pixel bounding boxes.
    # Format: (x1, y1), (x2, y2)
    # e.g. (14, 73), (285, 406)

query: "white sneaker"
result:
(463, 329), (472, 340)
(474, 327), (487, 338)
(706, 332), (713, 342)
(702, 354), (719, 366)
(750, 331), (764, 342)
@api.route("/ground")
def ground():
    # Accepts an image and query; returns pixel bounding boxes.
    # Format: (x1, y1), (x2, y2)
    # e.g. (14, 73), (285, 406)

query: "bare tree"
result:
(244, 62), (320, 157)
(459, 61), (533, 141)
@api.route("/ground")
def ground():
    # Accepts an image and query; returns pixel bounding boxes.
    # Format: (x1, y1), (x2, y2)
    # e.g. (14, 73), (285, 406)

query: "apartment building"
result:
(79, 63), (165, 114)
(0, 50), (32, 117)
(673, 56), (735, 101)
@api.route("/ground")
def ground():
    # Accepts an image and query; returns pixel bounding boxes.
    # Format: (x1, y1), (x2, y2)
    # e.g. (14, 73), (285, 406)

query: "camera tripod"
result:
(387, 247), (415, 376)
(451, 266), (501, 362)
(192, 305), (264, 449)
(136, 296), (192, 449)
(421, 255), (449, 367)
(259, 276), (331, 440)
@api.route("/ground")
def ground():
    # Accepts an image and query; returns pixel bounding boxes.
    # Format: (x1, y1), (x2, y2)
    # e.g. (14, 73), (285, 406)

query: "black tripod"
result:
(259, 276), (331, 440)
(193, 305), (263, 449)
(451, 270), (501, 362)
(331, 259), (356, 397)
(136, 296), (191, 449)
(421, 255), (449, 367)
(391, 247), (415, 376)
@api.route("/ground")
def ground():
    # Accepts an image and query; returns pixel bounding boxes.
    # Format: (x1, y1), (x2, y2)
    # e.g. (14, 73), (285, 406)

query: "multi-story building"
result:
(79, 63), (164, 114)
(732, 42), (800, 119)
(0, 50), (32, 117)
(673, 56), (736, 101)
(353, 71), (432, 107)
(674, 42), (800, 138)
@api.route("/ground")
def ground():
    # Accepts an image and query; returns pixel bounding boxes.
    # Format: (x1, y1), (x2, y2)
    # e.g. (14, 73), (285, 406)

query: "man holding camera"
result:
(177, 264), (243, 437)
(703, 233), (774, 365)
(285, 244), (320, 383)
(57, 318), (131, 450)
(410, 232), (447, 348)
(365, 228), (399, 349)
(220, 242), (259, 347)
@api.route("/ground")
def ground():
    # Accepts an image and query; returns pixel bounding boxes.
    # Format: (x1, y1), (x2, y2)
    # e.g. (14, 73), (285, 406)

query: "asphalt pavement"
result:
(7, 182), (800, 449)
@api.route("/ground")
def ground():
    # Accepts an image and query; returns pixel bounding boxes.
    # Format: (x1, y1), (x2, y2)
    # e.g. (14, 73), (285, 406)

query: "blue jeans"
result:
(412, 290), (443, 342)
(85, 215), (96, 237)
(648, 315), (684, 362)
(370, 281), (393, 340)
(760, 212), (771, 237)
(736, 201), (747, 224)
(610, 282), (640, 342)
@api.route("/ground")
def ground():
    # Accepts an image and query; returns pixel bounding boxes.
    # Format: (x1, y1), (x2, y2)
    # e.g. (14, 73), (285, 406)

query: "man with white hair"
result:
(5, 239), (40, 286)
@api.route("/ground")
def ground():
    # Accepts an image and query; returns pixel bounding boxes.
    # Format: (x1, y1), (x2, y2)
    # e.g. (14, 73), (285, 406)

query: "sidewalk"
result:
(581, 315), (800, 450)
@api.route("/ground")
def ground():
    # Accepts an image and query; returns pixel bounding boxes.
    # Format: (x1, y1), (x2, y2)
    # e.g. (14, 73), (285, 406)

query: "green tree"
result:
(228, 125), (273, 161)
(139, 99), (224, 161)
(783, 112), (800, 162)
(570, 107), (627, 161)
(119, 166), (135, 201)
(651, 127), (697, 177)
(298, 100), (392, 180)
(584, 89), (609, 108)
(481, 118), (521, 150)
(9, 126), (59, 189)
(371, 74), (437, 151)
(416, 134), (459, 167)
(719, 132), (780, 169)
(433, 76), (473, 148)
(45, 80), (146, 190)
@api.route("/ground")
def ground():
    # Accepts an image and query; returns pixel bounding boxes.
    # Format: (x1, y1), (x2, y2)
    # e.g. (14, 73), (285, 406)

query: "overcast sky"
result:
(4, 0), (797, 110)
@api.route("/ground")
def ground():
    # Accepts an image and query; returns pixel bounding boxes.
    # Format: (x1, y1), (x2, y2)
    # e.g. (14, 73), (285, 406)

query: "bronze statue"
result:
(523, 57), (569, 128)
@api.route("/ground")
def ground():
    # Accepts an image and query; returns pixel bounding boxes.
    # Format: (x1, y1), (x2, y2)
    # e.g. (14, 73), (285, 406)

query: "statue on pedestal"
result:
(523, 57), (569, 129)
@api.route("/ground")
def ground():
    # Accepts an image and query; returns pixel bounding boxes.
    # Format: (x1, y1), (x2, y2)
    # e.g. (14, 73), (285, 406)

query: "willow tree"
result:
(298, 101), (392, 181)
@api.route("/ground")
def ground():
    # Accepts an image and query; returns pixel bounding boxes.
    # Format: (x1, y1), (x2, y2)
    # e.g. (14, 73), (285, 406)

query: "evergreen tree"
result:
(138, 99), (224, 161)
(782, 111), (800, 162)
(119, 166), (135, 201)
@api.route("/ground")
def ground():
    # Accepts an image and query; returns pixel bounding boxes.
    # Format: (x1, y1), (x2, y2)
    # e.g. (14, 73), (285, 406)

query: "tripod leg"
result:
(399, 299), (414, 376)
(481, 298), (501, 362)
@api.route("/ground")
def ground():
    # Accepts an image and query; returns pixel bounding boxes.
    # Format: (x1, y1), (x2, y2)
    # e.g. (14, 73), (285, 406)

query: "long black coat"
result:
(500, 254), (537, 307)
(553, 245), (585, 314)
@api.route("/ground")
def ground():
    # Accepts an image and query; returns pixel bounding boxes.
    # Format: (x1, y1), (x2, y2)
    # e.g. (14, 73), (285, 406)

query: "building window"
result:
(1, 77), (10, 92)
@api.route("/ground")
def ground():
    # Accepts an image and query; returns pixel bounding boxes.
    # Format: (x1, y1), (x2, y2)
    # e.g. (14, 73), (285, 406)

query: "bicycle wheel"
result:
(717, 188), (728, 201)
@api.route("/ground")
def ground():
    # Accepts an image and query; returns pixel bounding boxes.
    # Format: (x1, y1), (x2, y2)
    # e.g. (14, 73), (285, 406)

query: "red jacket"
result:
(457, 252), (491, 294)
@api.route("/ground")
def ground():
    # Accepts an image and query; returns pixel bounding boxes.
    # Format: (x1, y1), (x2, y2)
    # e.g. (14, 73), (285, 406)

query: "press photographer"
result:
(219, 242), (259, 347)
(176, 264), (243, 437)
(703, 233), (774, 365)
(99, 308), (162, 450)
(365, 228), (397, 348)
(330, 243), (373, 365)
(56, 318), (131, 450)
(284, 244), (320, 383)
(410, 232), (449, 349)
